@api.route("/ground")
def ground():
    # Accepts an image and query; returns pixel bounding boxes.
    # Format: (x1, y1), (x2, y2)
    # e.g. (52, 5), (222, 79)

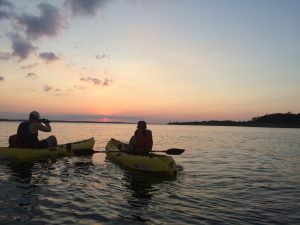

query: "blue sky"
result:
(0, 0), (299, 123)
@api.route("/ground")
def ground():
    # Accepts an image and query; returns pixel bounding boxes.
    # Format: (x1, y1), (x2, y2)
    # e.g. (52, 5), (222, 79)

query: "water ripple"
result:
(0, 123), (300, 224)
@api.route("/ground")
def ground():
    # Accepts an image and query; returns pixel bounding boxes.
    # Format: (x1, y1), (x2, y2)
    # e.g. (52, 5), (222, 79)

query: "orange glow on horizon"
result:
(98, 117), (113, 123)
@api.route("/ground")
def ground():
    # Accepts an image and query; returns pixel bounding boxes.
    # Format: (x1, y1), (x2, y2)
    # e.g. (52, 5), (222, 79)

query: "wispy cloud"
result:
(0, 52), (10, 60)
(0, 0), (14, 20)
(0, 76), (4, 81)
(74, 85), (86, 90)
(64, 0), (109, 16)
(2, 1), (111, 63)
(17, 3), (64, 40)
(21, 63), (39, 69)
(43, 85), (63, 93)
(25, 73), (37, 79)
(1, 3), (65, 62)
(95, 54), (109, 60)
(0, 0), (13, 8)
(80, 76), (113, 86)
(11, 34), (36, 60)
(44, 84), (52, 92)
(39, 52), (60, 63)
(103, 78), (113, 86)
(80, 77), (102, 85)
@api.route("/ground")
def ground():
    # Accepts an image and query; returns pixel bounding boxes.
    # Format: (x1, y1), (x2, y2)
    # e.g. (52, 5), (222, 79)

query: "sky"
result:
(0, 0), (299, 123)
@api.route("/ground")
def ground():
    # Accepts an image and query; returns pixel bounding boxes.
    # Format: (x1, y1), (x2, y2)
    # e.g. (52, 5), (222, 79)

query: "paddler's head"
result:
(137, 121), (147, 130)
(29, 111), (40, 121)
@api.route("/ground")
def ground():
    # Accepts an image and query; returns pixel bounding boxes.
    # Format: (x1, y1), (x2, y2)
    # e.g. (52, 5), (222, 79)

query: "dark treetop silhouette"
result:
(168, 113), (300, 128)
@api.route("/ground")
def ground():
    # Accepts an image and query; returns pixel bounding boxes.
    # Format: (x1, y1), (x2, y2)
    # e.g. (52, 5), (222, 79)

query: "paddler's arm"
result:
(37, 120), (51, 132)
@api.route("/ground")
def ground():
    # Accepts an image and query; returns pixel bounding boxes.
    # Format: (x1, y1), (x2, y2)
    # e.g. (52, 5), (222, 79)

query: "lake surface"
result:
(0, 122), (300, 224)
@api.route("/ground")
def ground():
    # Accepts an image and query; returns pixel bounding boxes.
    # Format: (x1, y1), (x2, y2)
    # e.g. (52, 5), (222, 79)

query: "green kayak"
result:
(0, 137), (95, 162)
(105, 138), (177, 176)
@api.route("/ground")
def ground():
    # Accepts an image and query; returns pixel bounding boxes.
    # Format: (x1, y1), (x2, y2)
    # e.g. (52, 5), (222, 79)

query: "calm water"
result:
(0, 122), (300, 225)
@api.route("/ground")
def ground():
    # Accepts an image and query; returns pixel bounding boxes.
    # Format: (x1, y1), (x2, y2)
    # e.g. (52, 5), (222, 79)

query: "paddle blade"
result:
(165, 148), (185, 155)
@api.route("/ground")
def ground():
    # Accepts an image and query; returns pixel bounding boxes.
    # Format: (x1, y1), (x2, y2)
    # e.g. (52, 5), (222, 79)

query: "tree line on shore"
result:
(168, 113), (300, 128)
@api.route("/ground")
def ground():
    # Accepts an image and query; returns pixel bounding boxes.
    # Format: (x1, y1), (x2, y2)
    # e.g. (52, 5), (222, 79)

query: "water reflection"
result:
(120, 171), (176, 222)
(55, 156), (95, 186)
(2, 157), (102, 224)
(8, 162), (35, 182)
(1, 122), (299, 224)
(1, 162), (47, 224)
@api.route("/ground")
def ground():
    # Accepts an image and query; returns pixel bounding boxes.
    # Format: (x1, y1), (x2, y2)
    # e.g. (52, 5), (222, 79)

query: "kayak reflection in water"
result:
(125, 121), (153, 155)
(13, 111), (57, 148)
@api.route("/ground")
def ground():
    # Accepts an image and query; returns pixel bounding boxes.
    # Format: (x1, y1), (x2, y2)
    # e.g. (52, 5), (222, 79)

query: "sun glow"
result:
(98, 117), (113, 123)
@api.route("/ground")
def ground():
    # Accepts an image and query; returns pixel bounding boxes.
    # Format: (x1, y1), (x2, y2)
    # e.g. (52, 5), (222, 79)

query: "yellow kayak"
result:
(105, 138), (177, 176)
(0, 137), (95, 162)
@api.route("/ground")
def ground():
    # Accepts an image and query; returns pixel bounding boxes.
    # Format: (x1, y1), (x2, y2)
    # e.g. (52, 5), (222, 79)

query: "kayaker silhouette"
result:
(15, 111), (57, 148)
(125, 121), (153, 155)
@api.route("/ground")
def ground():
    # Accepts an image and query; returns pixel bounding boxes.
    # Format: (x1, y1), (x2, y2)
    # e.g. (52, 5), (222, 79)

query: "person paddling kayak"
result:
(126, 121), (153, 155)
(16, 111), (57, 148)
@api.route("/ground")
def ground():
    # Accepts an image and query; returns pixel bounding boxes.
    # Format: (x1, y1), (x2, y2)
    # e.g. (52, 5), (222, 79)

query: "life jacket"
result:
(17, 121), (39, 148)
(134, 129), (153, 154)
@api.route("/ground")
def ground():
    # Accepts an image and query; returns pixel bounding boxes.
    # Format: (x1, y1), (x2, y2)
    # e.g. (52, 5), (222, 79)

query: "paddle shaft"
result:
(91, 148), (185, 155)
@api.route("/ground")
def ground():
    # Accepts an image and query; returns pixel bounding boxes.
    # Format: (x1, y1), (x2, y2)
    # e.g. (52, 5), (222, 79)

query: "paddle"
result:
(80, 148), (185, 155)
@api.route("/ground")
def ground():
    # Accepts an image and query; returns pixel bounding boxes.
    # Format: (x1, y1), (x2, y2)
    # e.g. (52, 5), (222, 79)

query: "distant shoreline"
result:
(0, 119), (129, 124)
(168, 122), (300, 129)
(168, 112), (300, 129)
(2, 112), (300, 128)
(2, 119), (299, 128)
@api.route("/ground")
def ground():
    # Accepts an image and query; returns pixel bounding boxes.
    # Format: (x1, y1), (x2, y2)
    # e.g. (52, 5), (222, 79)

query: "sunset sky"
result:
(0, 0), (299, 123)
